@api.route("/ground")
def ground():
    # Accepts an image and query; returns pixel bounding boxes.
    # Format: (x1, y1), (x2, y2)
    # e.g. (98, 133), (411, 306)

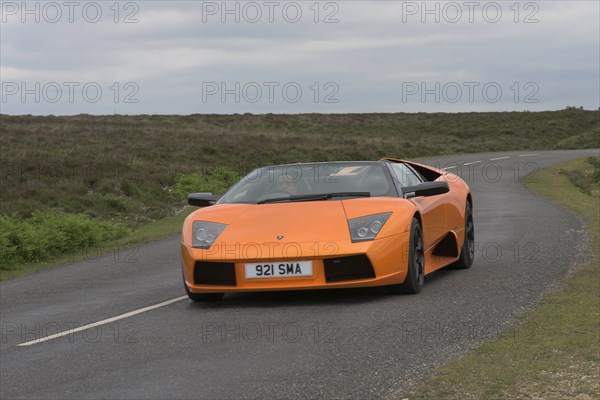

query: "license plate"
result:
(245, 261), (313, 279)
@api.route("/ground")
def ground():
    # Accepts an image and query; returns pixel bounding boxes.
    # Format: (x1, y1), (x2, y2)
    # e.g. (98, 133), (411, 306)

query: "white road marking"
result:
(442, 166), (457, 170)
(490, 156), (510, 161)
(463, 161), (481, 166)
(17, 296), (188, 347)
(519, 153), (540, 157)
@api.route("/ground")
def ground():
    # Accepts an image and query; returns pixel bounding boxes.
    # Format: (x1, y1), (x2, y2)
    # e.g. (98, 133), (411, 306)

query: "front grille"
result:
(194, 262), (237, 286)
(324, 255), (376, 282)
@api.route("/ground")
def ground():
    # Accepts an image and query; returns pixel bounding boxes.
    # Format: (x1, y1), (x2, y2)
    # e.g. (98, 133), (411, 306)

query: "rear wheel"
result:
(183, 275), (224, 302)
(452, 201), (474, 269)
(388, 218), (425, 294)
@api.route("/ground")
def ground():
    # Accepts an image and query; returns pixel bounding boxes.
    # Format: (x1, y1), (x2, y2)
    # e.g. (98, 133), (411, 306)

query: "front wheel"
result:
(388, 218), (425, 294)
(452, 201), (474, 269)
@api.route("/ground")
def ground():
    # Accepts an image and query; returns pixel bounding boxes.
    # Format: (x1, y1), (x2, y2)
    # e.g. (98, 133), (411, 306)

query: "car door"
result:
(388, 162), (447, 251)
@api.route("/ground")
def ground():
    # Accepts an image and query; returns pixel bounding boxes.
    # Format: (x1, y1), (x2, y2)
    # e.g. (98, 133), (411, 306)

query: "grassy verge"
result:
(411, 157), (599, 399)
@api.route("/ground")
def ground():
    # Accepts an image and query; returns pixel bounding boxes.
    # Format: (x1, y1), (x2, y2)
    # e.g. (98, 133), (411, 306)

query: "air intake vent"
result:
(194, 262), (237, 286)
(324, 255), (375, 282)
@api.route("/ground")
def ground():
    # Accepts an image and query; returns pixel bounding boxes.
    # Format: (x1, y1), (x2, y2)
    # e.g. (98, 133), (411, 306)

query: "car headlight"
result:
(348, 212), (392, 243)
(192, 221), (228, 249)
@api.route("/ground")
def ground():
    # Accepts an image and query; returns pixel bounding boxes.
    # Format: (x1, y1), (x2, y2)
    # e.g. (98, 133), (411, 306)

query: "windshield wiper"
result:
(258, 194), (326, 204)
(325, 192), (371, 199)
(257, 192), (370, 204)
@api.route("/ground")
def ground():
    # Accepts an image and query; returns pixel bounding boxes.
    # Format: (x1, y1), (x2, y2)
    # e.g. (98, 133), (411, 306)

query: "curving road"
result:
(1, 149), (598, 399)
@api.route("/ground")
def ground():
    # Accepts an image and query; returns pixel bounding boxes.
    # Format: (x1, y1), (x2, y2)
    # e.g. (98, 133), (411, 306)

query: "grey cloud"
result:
(0, 1), (598, 114)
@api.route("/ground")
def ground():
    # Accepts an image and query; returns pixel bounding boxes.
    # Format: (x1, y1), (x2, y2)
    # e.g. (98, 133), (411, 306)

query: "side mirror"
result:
(403, 182), (449, 199)
(188, 193), (221, 207)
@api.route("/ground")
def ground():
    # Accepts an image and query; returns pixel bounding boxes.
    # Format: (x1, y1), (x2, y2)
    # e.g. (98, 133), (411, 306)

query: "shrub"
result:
(174, 167), (240, 200)
(0, 211), (130, 269)
(558, 157), (600, 196)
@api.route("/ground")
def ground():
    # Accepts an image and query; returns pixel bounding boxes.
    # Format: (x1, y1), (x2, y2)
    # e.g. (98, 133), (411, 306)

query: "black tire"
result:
(388, 218), (425, 294)
(183, 275), (224, 302)
(452, 201), (474, 269)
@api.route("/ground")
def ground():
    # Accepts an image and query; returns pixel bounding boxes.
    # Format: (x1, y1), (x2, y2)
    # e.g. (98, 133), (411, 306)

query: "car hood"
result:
(214, 201), (351, 244)
(186, 197), (413, 246)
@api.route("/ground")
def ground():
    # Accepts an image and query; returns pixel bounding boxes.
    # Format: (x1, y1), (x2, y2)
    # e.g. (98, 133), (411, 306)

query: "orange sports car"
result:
(181, 159), (474, 301)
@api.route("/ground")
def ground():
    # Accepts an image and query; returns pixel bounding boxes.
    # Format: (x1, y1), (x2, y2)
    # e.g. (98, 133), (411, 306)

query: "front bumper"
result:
(181, 232), (410, 293)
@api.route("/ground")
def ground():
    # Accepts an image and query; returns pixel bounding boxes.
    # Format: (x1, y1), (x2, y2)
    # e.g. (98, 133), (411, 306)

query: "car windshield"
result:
(218, 162), (396, 204)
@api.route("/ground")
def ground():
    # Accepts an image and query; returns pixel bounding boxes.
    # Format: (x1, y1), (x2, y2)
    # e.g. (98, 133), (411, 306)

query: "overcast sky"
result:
(1, 1), (598, 114)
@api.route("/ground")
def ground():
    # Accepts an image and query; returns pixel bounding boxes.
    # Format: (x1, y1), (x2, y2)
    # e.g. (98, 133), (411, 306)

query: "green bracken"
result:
(0, 211), (129, 268)
(174, 167), (241, 201)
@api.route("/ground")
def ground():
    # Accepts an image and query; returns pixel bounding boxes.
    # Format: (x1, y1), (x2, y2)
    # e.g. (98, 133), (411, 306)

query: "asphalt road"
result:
(1, 149), (598, 399)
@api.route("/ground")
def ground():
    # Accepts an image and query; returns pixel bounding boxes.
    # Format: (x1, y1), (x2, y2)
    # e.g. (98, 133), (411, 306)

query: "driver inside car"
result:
(275, 174), (299, 195)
